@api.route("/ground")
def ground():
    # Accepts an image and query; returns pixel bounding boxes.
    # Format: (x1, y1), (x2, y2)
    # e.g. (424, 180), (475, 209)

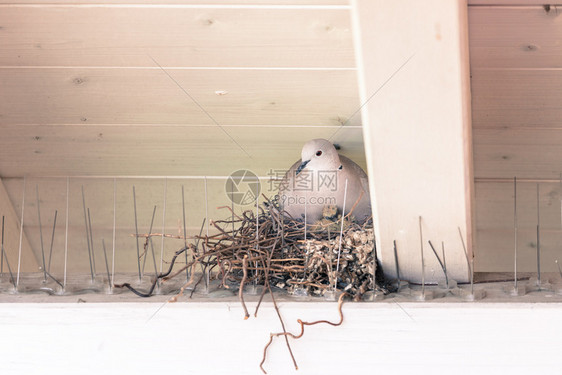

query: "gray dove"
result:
(278, 139), (371, 224)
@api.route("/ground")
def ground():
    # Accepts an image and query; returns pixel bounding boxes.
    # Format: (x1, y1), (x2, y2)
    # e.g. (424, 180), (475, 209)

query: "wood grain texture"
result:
(353, 0), (472, 283)
(0, 178), (38, 273)
(0, 0), (364, 276)
(0, 123), (365, 274)
(472, 70), (562, 129)
(0, 0), (348, 4)
(473, 128), (562, 179)
(469, 0), (558, 5)
(3, 176), (275, 274)
(0, 125), (364, 177)
(474, 181), (562, 272)
(469, 3), (562, 273)
(469, 5), (562, 69)
(0, 68), (359, 126)
(0, 6), (352, 68)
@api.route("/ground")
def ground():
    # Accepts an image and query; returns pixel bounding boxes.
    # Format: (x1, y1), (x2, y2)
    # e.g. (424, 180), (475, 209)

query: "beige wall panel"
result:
(0, 125), (364, 177)
(469, 1), (558, 5)
(474, 128), (562, 179)
(472, 70), (562, 129)
(0, 6), (352, 68)
(4, 176), (264, 275)
(469, 6), (562, 69)
(0, 69), (359, 126)
(0, 178), (38, 274)
(475, 182), (562, 273)
(0, 0), (348, 5)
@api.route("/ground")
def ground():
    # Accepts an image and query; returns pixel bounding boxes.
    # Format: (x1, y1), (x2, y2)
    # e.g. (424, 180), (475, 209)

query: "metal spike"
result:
(159, 178), (167, 275)
(16, 177), (26, 288)
(132, 185), (141, 282)
(111, 178), (116, 288)
(47, 210), (57, 273)
(441, 241), (448, 289)
(63, 177), (69, 289)
(428, 240), (447, 287)
(1, 215), (4, 276)
(513, 176), (518, 290)
(142, 205), (157, 275)
(458, 226), (472, 295)
(181, 185), (189, 282)
(87, 208), (97, 276)
(1, 216), (15, 288)
(335, 179), (349, 290)
(536, 183), (541, 288)
(102, 239), (111, 290)
(419, 216), (425, 297)
(81, 186), (94, 282)
(393, 240), (400, 280)
(36, 185), (47, 282)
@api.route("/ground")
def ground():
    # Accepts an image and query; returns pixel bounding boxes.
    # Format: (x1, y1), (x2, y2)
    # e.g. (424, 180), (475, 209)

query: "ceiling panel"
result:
(0, 5), (353, 68)
(469, 3), (562, 272)
(469, 1), (557, 5)
(0, 0), (349, 4)
(472, 69), (562, 129)
(469, 5), (562, 69)
(0, 124), (364, 177)
(0, 2), (363, 180)
(0, 68), (359, 126)
(474, 127), (562, 179)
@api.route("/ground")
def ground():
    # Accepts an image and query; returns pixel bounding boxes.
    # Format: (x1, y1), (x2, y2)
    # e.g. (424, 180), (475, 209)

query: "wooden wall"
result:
(1, 0), (559, 277)
(0, 1), (364, 177)
(469, 2), (562, 272)
(0, 1), (367, 275)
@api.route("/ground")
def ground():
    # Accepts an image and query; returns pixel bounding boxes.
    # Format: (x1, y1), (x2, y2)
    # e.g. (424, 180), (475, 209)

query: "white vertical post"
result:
(351, 0), (473, 282)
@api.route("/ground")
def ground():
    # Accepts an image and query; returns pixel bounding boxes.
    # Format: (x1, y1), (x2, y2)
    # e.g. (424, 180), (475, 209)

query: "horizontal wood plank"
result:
(475, 180), (562, 230)
(475, 227), (562, 272)
(0, 121), (365, 273)
(473, 128), (562, 179)
(0, 68), (359, 126)
(474, 181), (562, 272)
(469, 1), (558, 5)
(0, 6), (352, 68)
(3, 176), (273, 274)
(469, 5), (562, 69)
(0, 0), (348, 4)
(471, 70), (562, 129)
(0, 178), (38, 273)
(0, 124), (365, 177)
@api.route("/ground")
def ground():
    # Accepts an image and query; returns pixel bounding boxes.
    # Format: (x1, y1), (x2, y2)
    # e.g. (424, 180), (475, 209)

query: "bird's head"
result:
(296, 138), (342, 175)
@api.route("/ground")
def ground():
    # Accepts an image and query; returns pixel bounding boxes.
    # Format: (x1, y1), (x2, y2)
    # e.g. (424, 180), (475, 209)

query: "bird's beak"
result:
(296, 160), (310, 175)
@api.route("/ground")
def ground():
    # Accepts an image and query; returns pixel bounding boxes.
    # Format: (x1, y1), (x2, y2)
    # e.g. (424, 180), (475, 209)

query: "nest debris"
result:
(114, 195), (385, 373)
(116, 195), (384, 300)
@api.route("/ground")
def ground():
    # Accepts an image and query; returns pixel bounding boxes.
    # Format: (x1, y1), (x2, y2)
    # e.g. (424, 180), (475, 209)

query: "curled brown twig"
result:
(260, 292), (348, 374)
(239, 255), (250, 320)
(168, 260), (198, 303)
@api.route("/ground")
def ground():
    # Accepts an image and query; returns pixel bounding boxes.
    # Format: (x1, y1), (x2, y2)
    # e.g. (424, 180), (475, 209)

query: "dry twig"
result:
(259, 292), (348, 374)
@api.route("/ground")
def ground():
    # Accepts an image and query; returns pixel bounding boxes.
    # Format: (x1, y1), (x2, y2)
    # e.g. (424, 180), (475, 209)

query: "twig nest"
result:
(285, 228), (376, 298)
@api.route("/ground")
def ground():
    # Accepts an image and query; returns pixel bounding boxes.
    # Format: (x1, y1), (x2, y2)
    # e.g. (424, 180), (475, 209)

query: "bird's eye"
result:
(316, 150), (322, 157)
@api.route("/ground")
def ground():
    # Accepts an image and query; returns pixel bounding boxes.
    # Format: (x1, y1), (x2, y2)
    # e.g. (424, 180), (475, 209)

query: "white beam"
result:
(1, 302), (562, 374)
(352, 0), (473, 282)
